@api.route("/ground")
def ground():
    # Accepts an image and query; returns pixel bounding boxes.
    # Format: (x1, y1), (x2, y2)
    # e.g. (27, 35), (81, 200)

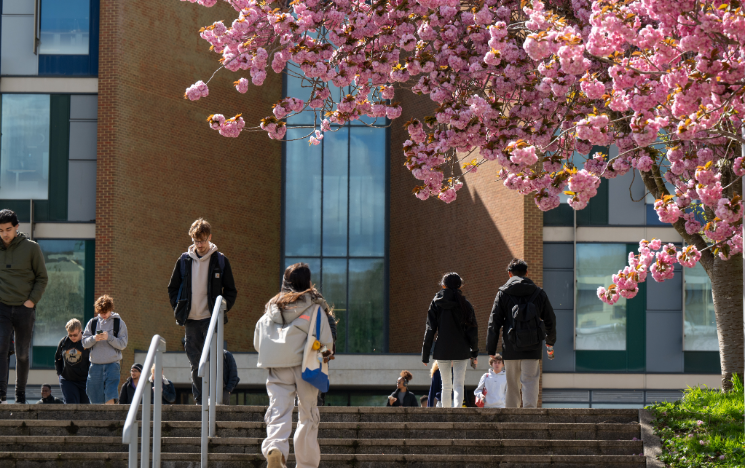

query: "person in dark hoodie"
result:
(386, 370), (419, 407)
(486, 258), (556, 408)
(421, 272), (479, 408)
(55, 318), (91, 404)
(36, 384), (63, 404)
(0, 209), (48, 404)
(222, 349), (240, 405)
(118, 363), (142, 405)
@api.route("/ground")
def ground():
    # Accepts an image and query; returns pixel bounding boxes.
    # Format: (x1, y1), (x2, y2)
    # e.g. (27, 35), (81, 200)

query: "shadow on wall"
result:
(388, 91), (543, 354)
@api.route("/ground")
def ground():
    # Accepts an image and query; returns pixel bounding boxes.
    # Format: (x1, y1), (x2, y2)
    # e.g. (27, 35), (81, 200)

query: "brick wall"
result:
(97, 0), (282, 384)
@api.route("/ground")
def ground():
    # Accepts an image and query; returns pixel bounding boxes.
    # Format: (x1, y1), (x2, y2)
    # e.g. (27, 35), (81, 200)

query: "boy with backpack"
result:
(486, 259), (556, 408)
(82, 295), (128, 404)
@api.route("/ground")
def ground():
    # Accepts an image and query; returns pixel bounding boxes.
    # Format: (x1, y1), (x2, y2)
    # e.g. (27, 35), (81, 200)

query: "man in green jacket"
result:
(0, 209), (48, 404)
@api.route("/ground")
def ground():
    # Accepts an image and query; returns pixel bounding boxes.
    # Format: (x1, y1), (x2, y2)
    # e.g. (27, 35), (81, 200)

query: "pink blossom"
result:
(184, 81), (209, 101)
(234, 78), (249, 94)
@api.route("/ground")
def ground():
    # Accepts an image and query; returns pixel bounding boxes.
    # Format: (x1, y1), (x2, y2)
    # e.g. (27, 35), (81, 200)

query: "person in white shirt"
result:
(474, 354), (507, 408)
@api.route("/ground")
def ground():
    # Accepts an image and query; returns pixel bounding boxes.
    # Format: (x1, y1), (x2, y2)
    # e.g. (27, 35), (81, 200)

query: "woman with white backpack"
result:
(254, 263), (334, 468)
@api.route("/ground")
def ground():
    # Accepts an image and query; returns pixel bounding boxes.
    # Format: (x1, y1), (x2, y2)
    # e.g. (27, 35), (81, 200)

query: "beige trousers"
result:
(261, 366), (321, 468)
(504, 359), (540, 408)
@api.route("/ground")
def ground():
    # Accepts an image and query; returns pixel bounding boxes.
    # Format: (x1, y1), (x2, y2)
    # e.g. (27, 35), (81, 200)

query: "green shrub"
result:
(649, 375), (744, 467)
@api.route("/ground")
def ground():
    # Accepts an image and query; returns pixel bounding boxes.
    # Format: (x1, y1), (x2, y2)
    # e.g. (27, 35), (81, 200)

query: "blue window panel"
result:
(348, 127), (386, 257)
(543, 269), (574, 310)
(284, 128), (322, 257)
(543, 243), (573, 270)
(608, 167), (645, 225)
(39, 0), (90, 55)
(646, 263), (682, 311)
(322, 258), (347, 351)
(323, 128), (349, 257)
(542, 309), (575, 372)
(646, 310), (684, 372)
(645, 204), (667, 226)
(37, 0), (99, 76)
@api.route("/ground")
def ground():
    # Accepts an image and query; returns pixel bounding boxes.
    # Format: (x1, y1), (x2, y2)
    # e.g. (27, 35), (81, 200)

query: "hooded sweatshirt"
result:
(254, 293), (334, 369)
(474, 368), (507, 408)
(188, 243), (218, 321)
(0, 232), (48, 306)
(82, 312), (129, 364)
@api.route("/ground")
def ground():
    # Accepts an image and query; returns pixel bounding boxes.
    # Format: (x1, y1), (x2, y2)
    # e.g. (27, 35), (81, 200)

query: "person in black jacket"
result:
(36, 384), (63, 404)
(54, 318), (91, 404)
(167, 218), (238, 403)
(119, 363), (142, 405)
(486, 258), (556, 409)
(386, 370), (419, 407)
(222, 350), (240, 404)
(421, 272), (478, 408)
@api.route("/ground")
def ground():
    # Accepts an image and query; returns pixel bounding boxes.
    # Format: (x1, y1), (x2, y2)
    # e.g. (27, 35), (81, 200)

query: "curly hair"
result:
(189, 218), (211, 240)
(94, 295), (114, 315)
(400, 370), (413, 383)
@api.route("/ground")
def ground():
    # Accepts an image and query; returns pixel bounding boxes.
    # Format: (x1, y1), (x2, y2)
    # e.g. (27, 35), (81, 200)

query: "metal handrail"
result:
(123, 334), (166, 468)
(197, 295), (226, 467)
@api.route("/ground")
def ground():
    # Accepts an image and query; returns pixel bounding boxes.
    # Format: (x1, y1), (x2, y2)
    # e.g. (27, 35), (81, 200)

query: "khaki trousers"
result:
(504, 359), (540, 408)
(261, 366), (320, 468)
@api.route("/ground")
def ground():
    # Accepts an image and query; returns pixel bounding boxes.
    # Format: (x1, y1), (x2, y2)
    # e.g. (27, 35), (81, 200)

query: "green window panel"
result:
(31, 346), (57, 369)
(543, 204), (573, 227)
(683, 351), (721, 374)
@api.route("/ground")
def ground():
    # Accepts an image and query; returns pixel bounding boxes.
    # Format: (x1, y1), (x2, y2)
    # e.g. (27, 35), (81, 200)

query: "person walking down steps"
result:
(254, 263), (334, 468)
(421, 272), (479, 408)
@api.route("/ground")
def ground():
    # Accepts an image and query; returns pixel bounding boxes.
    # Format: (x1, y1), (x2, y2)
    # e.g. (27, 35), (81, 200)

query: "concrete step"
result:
(0, 452), (648, 467)
(0, 419), (640, 440)
(0, 436), (644, 456)
(0, 405), (640, 424)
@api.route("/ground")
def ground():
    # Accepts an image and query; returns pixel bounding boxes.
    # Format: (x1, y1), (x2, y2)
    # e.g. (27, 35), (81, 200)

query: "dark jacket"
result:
(0, 232), (48, 306)
(167, 250), (238, 321)
(422, 289), (479, 363)
(486, 276), (556, 360)
(54, 336), (91, 382)
(386, 389), (419, 407)
(36, 395), (63, 404)
(427, 369), (442, 408)
(223, 350), (240, 393)
(119, 377), (176, 405)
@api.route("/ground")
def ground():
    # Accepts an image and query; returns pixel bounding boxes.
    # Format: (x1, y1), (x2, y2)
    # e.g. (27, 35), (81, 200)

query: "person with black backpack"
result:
(421, 272), (479, 408)
(167, 218), (237, 404)
(486, 259), (556, 408)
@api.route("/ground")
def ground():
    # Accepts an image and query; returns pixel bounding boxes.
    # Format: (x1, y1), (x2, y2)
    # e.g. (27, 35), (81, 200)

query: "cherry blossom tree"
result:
(179, 0), (744, 390)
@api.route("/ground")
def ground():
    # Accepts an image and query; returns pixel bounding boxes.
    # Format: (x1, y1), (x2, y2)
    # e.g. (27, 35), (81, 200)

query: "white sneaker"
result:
(0, 400), (8, 404)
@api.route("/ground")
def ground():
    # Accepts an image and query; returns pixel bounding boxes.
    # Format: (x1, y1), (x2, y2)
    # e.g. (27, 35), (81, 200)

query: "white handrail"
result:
(123, 334), (166, 468)
(197, 295), (226, 467)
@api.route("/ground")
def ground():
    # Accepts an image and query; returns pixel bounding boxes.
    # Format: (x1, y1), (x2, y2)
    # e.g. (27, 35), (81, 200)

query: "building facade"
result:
(1, 0), (719, 405)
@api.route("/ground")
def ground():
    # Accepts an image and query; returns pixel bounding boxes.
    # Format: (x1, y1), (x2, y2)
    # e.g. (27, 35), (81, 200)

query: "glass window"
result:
(576, 243), (628, 350)
(684, 262), (718, 351)
(321, 258), (347, 350)
(39, 0), (90, 55)
(33, 240), (86, 346)
(323, 129), (348, 257)
(284, 128), (322, 257)
(0, 94), (50, 200)
(349, 127), (386, 257)
(348, 258), (385, 353)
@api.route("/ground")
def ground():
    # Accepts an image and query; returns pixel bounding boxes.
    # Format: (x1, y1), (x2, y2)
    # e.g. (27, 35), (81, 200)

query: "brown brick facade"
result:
(96, 0), (282, 383)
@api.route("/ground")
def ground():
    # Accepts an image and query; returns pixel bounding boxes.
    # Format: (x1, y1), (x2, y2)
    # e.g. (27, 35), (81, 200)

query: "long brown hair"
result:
(271, 263), (324, 325)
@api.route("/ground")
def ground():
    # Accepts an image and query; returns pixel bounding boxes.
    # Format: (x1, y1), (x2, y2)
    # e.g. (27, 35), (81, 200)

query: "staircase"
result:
(0, 404), (647, 467)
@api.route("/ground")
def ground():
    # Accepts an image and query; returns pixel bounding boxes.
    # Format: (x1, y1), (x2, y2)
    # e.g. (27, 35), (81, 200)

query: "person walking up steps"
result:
(486, 259), (556, 408)
(421, 272), (479, 408)
(254, 263), (333, 468)
(386, 370), (419, 407)
(474, 354), (507, 408)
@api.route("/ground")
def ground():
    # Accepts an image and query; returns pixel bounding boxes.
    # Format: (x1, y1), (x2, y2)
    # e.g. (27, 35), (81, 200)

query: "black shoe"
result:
(15, 393), (25, 404)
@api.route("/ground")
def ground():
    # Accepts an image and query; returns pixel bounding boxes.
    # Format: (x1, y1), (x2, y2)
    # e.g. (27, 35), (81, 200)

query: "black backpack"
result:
(89, 317), (120, 338)
(505, 288), (547, 350)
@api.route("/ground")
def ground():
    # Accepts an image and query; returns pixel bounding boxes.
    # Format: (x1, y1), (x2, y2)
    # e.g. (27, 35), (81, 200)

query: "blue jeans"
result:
(60, 377), (89, 404)
(86, 362), (120, 403)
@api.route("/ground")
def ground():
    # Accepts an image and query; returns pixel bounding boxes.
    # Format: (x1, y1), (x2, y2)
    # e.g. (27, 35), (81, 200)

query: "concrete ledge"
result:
(639, 409), (664, 467)
(0, 78), (98, 94)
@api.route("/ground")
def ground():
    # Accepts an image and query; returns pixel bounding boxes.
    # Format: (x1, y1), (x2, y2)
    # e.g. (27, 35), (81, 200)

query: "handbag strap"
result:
(314, 305), (322, 338)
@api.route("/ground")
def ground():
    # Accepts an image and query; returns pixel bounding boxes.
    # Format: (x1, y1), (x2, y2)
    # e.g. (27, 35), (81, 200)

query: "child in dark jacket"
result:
(55, 319), (91, 404)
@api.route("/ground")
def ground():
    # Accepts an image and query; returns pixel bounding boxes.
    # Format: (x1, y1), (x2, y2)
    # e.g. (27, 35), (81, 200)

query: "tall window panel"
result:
(39, 0), (90, 55)
(575, 243), (628, 350)
(683, 262), (718, 351)
(283, 76), (388, 353)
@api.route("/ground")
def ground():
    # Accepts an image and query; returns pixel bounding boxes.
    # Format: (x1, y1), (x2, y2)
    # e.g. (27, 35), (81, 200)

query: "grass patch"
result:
(648, 374), (744, 467)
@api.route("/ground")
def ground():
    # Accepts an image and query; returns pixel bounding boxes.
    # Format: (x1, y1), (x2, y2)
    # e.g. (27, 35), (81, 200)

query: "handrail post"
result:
(129, 427), (137, 468)
(141, 359), (151, 468)
(152, 342), (163, 467)
(201, 366), (209, 468)
(209, 335), (217, 437)
(216, 302), (224, 404)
